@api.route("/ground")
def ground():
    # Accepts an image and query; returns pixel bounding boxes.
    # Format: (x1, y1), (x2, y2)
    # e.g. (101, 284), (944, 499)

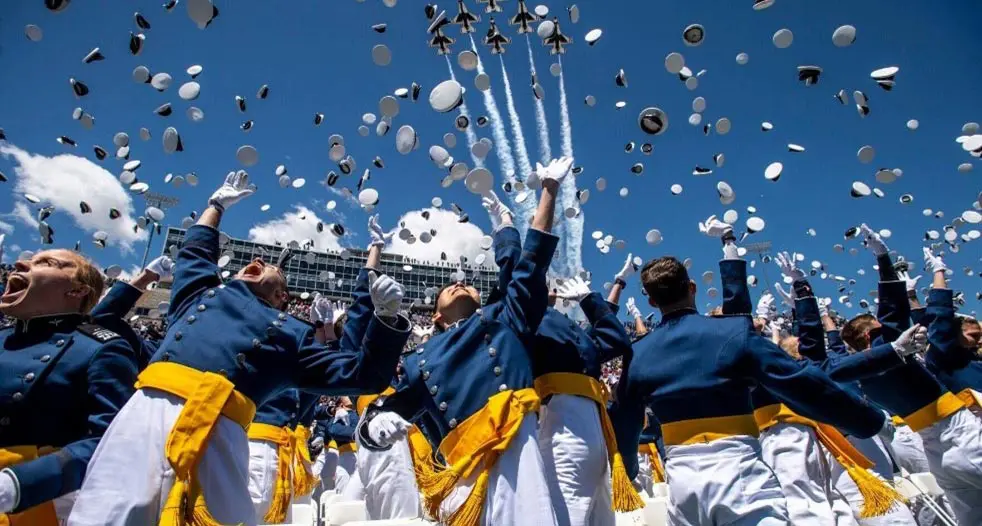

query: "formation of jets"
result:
(429, 1), (574, 56)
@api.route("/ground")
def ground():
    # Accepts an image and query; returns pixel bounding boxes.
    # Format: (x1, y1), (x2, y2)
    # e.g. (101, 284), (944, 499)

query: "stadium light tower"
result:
(744, 241), (774, 292)
(140, 192), (180, 269)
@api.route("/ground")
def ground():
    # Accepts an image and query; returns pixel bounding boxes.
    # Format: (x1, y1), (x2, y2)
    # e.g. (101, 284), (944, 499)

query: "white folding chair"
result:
(641, 498), (668, 526)
(323, 499), (367, 526)
(614, 510), (646, 526)
(320, 493), (342, 526)
(897, 471), (957, 526)
(650, 483), (669, 499)
(291, 503), (314, 526)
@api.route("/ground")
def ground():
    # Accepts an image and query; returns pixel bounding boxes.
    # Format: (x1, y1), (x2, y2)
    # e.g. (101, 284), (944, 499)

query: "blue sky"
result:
(0, 0), (979, 316)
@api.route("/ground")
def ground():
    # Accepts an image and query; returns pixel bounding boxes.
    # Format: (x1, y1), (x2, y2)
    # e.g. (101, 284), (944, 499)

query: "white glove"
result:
(626, 297), (642, 319)
(309, 293), (333, 324)
(818, 298), (830, 319)
(367, 214), (393, 249)
(534, 157), (573, 186)
(897, 270), (921, 293)
(367, 412), (411, 448)
(698, 215), (733, 239)
(614, 253), (636, 283)
(145, 255), (174, 280)
(0, 470), (18, 514)
(756, 292), (777, 319)
(369, 271), (404, 318)
(775, 251), (805, 281)
(311, 436), (325, 450)
(722, 241), (740, 260)
(481, 190), (513, 229)
(860, 224), (888, 256)
(412, 324), (435, 339)
(774, 283), (794, 308)
(555, 276), (592, 302)
(208, 170), (256, 210)
(922, 247), (947, 274)
(891, 324), (927, 357)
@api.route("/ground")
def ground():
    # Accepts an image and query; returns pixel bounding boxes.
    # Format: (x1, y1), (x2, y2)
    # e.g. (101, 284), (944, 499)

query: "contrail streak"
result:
(527, 35), (552, 163)
(445, 55), (484, 169)
(468, 35), (519, 226)
(558, 55), (582, 277)
(498, 54), (537, 220)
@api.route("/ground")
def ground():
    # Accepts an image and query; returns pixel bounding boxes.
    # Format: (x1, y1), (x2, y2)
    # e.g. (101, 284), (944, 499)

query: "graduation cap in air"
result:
(70, 78), (89, 98)
(277, 247), (294, 268)
(129, 32), (146, 55)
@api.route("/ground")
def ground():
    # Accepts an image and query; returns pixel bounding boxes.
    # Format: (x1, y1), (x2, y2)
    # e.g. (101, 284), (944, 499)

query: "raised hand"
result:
(626, 297), (642, 319)
(774, 283), (794, 308)
(897, 270), (922, 292)
(614, 253), (636, 283)
(756, 292), (777, 319)
(481, 190), (513, 229)
(859, 224), (888, 256)
(534, 156), (574, 186)
(698, 215), (733, 238)
(922, 247), (947, 274)
(145, 255), (174, 280)
(209, 170), (256, 211)
(369, 271), (404, 318)
(775, 251), (805, 281)
(554, 276), (592, 302)
(367, 214), (392, 249)
(892, 324), (927, 357)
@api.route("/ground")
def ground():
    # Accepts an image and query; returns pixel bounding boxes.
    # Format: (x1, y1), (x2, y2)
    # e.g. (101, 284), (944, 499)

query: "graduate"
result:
(482, 191), (641, 526)
(357, 157), (572, 526)
(611, 247), (886, 525)
(68, 170), (412, 526)
(0, 250), (138, 525)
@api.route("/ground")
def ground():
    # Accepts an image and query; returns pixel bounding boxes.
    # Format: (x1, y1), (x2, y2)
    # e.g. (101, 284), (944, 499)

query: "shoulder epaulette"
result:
(77, 323), (122, 343)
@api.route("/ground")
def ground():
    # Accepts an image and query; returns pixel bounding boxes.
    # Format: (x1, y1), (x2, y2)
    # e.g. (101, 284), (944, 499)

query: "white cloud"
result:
(7, 202), (38, 230)
(114, 265), (143, 283)
(387, 207), (491, 265)
(248, 205), (346, 252)
(0, 220), (13, 234)
(0, 144), (147, 252)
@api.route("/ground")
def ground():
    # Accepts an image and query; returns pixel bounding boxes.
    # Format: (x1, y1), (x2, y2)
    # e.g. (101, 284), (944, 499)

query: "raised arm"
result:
(8, 339), (137, 512)
(483, 191), (520, 305)
(554, 277), (632, 363)
(740, 331), (885, 438)
(338, 215), (392, 350)
(171, 172), (255, 317)
(295, 275), (411, 395)
(860, 224), (909, 343)
(923, 249), (975, 369)
(497, 158), (566, 336)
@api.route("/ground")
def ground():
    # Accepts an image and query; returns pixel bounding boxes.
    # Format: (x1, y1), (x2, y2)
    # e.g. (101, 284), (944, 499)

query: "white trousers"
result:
(334, 451), (358, 494)
(247, 439), (279, 522)
(919, 407), (982, 525)
(759, 423), (838, 524)
(537, 394), (614, 526)
(664, 435), (789, 525)
(350, 419), (420, 520)
(66, 388), (255, 526)
(828, 436), (916, 526)
(635, 452), (654, 498)
(321, 447), (339, 492)
(441, 414), (558, 526)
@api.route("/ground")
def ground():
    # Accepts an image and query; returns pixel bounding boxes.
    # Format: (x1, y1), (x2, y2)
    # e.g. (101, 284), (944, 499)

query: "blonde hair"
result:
(59, 250), (104, 313)
(778, 335), (801, 360)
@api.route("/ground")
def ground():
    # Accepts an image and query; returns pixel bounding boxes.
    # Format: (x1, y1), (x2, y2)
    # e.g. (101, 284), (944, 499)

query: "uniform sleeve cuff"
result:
(523, 229), (560, 267)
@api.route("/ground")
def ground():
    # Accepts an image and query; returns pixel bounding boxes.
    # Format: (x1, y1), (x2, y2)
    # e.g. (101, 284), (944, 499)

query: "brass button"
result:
(56, 339), (66, 347)
(278, 313), (287, 321)
(429, 385), (438, 395)
(236, 353), (247, 365)
(272, 321), (282, 328)
(252, 339), (261, 349)
(419, 359), (426, 367)
(449, 418), (458, 428)
(161, 352), (171, 362)
(499, 384), (508, 392)
(24, 372), (35, 382)
(206, 289), (216, 298)
(174, 332), (182, 341)
(187, 315), (196, 324)
(485, 334), (492, 343)
(422, 371), (430, 380)
(488, 347), (497, 357)
(197, 304), (207, 312)
(493, 366), (502, 376)
(416, 348), (423, 354)
(12, 392), (23, 402)
(266, 327), (277, 338)
(439, 402), (448, 411)
(39, 354), (51, 363)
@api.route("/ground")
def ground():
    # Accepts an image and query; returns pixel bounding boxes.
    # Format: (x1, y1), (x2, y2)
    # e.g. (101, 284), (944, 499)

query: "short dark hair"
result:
(640, 257), (691, 307)
(841, 313), (877, 350)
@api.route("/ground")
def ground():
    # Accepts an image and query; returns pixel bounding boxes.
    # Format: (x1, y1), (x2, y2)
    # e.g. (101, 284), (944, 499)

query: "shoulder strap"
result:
(76, 322), (123, 343)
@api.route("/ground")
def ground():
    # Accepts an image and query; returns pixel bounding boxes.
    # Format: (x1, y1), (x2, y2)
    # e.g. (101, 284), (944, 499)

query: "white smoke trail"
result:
(445, 55), (484, 169)
(498, 54), (537, 221)
(557, 55), (582, 277)
(468, 36), (518, 207)
(526, 35), (552, 163)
